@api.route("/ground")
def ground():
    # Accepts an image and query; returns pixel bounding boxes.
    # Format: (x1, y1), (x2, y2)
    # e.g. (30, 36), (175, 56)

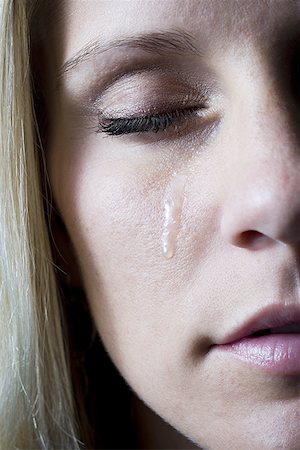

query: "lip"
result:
(214, 304), (300, 374)
(218, 304), (300, 345)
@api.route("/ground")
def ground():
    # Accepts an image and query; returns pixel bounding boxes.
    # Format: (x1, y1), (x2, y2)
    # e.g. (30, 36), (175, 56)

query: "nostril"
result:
(236, 230), (270, 250)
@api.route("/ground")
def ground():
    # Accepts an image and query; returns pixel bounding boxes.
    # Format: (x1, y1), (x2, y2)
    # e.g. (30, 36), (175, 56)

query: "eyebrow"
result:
(58, 29), (202, 79)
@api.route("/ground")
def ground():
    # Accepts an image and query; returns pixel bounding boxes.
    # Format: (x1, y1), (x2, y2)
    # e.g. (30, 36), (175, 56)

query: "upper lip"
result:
(218, 304), (300, 345)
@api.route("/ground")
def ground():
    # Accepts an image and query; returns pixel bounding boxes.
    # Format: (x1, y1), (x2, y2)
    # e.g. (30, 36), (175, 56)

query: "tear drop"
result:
(161, 174), (186, 259)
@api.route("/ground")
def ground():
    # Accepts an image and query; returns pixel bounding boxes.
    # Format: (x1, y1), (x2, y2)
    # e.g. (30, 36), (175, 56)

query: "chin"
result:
(172, 400), (300, 450)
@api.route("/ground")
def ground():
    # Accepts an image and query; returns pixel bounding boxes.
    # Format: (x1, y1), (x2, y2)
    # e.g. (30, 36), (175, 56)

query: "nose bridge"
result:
(221, 69), (300, 248)
(237, 97), (299, 199)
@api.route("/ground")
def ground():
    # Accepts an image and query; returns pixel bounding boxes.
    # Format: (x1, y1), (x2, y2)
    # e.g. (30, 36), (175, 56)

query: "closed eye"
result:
(96, 107), (203, 136)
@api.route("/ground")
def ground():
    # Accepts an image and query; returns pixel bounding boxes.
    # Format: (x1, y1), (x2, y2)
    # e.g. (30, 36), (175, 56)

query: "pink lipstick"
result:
(215, 305), (300, 374)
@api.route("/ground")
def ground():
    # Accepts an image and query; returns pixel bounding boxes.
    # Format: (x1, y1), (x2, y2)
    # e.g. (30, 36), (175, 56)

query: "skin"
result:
(45, 1), (300, 448)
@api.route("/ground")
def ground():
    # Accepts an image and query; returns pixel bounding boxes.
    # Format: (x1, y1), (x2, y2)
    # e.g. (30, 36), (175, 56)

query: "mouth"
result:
(214, 305), (300, 374)
(219, 305), (300, 344)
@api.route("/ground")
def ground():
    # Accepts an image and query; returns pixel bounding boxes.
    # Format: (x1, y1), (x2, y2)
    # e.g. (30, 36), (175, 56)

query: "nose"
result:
(220, 88), (300, 250)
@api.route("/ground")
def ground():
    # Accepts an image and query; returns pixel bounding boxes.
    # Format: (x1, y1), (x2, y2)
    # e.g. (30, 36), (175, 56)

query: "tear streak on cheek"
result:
(162, 173), (187, 259)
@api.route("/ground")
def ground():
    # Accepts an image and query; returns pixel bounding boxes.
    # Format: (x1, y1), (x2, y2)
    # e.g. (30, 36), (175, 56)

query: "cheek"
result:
(48, 131), (223, 433)
(62, 153), (218, 292)
(49, 132), (220, 298)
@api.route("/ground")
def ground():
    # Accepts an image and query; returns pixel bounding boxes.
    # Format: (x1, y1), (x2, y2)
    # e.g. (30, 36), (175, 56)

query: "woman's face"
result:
(46, 1), (300, 448)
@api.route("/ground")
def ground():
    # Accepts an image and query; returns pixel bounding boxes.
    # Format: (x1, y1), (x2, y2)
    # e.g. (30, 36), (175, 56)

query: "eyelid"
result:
(73, 68), (222, 140)
(95, 94), (210, 127)
(91, 69), (211, 118)
(65, 49), (211, 106)
(92, 77), (219, 139)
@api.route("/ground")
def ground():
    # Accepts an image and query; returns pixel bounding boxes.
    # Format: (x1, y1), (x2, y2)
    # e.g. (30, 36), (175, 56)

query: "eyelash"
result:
(96, 107), (201, 136)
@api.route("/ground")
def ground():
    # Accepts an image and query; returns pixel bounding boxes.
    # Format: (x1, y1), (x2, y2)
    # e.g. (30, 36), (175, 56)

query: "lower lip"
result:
(216, 334), (300, 374)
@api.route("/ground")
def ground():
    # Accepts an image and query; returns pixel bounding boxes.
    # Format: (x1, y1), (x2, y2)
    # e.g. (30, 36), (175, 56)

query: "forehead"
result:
(58, 0), (300, 59)
(40, 0), (300, 96)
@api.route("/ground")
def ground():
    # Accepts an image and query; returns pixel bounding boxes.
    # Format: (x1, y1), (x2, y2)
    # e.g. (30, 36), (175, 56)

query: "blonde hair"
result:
(0, 1), (82, 447)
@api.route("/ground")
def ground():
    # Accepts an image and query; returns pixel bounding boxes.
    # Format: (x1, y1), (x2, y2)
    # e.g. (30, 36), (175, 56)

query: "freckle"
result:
(161, 173), (186, 259)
